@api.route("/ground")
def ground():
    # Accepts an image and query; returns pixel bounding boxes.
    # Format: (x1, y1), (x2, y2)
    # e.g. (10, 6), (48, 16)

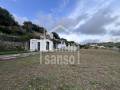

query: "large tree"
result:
(0, 7), (18, 26)
(52, 32), (60, 39)
(23, 21), (46, 33)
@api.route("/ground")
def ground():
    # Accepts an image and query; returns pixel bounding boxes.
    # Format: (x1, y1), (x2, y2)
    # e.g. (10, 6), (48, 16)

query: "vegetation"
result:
(0, 7), (53, 52)
(0, 7), (79, 44)
(0, 7), (46, 41)
(80, 45), (90, 49)
(52, 32), (60, 39)
(0, 7), (18, 26)
(80, 42), (120, 50)
(0, 50), (28, 55)
(0, 49), (120, 90)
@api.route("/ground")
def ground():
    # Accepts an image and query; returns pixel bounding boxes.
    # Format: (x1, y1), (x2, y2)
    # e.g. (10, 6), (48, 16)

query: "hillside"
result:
(0, 7), (48, 41)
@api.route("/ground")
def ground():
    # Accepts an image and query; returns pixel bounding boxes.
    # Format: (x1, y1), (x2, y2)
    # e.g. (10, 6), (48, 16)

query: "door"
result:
(46, 42), (49, 50)
(38, 42), (40, 51)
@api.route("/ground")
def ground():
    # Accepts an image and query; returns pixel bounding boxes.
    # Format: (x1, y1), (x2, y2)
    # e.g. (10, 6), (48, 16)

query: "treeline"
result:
(97, 42), (120, 48)
(80, 42), (120, 49)
(0, 7), (57, 41)
(0, 7), (77, 46)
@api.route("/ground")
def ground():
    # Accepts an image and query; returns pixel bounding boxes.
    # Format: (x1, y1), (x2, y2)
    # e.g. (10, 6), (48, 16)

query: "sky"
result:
(0, 0), (120, 43)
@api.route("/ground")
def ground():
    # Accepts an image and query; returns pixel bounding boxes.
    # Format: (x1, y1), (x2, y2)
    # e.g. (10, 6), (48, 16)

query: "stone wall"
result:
(0, 40), (29, 51)
(0, 34), (29, 51)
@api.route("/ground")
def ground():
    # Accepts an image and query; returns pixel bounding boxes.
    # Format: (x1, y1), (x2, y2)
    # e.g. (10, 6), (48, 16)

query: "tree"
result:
(60, 38), (69, 46)
(22, 21), (33, 32)
(52, 32), (60, 39)
(0, 7), (18, 26)
(0, 7), (55, 41)
(23, 21), (46, 33)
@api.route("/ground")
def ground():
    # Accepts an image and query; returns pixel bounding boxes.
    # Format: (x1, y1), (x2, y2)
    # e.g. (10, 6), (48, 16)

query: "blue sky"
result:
(0, 0), (75, 19)
(0, 0), (120, 43)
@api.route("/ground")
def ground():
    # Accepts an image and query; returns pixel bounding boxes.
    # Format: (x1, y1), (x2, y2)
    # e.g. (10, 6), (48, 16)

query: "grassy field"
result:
(0, 50), (29, 55)
(0, 49), (120, 90)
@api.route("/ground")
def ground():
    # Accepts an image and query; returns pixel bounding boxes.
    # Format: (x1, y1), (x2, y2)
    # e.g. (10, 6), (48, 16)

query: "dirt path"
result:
(0, 52), (39, 61)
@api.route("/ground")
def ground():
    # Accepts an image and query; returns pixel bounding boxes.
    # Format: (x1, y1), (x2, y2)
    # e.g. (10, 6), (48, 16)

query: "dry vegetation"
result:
(0, 49), (120, 90)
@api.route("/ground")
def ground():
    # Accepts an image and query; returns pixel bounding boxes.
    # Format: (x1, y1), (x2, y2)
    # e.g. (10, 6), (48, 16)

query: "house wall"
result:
(30, 39), (38, 51)
(57, 43), (78, 51)
(39, 40), (53, 51)
(67, 45), (78, 51)
(30, 39), (78, 52)
(30, 39), (53, 52)
(58, 43), (66, 49)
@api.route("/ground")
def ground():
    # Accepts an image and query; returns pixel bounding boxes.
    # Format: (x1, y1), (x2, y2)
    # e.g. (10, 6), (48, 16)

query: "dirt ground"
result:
(0, 49), (120, 90)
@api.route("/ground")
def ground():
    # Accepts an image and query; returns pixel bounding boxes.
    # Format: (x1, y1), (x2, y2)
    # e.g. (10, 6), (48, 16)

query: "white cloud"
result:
(104, 10), (120, 36)
(68, 0), (113, 19)
(33, 13), (57, 29)
(13, 14), (29, 25)
(68, 0), (114, 30)
(12, 0), (120, 43)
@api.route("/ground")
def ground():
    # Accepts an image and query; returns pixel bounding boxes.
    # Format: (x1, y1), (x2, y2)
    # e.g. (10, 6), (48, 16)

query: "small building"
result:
(57, 40), (79, 51)
(58, 40), (66, 49)
(98, 46), (106, 49)
(30, 39), (53, 52)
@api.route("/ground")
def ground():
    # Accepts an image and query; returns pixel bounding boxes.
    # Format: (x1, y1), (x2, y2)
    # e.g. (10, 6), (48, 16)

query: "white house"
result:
(57, 40), (79, 51)
(30, 39), (53, 52)
(67, 45), (78, 51)
(57, 40), (66, 49)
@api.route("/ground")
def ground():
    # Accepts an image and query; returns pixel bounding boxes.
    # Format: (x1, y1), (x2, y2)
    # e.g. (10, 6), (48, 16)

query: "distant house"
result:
(98, 46), (106, 49)
(90, 44), (106, 49)
(57, 40), (79, 51)
(57, 39), (66, 49)
(67, 43), (79, 51)
(30, 39), (53, 52)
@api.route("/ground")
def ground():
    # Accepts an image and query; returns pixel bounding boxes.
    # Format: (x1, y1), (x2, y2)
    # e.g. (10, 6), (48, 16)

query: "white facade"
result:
(57, 41), (78, 51)
(58, 41), (66, 49)
(30, 39), (53, 52)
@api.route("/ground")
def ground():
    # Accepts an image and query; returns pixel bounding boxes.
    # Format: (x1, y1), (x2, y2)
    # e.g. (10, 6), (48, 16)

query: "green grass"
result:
(0, 54), (39, 72)
(23, 77), (82, 90)
(0, 49), (120, 90)
(0, 50), (29, 55)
